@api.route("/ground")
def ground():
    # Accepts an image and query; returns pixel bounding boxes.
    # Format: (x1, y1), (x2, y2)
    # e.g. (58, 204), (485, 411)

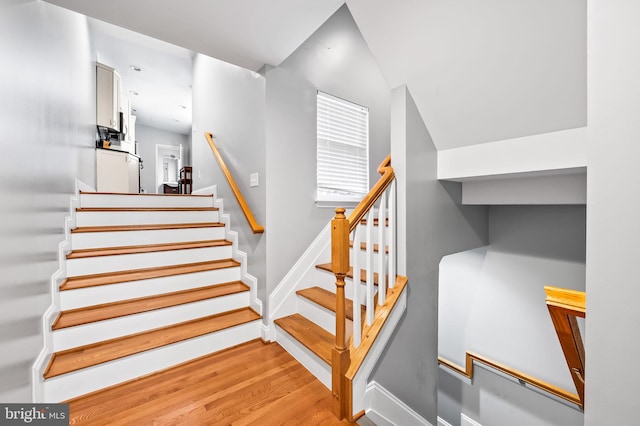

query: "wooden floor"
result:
(67, 339), (356, 425)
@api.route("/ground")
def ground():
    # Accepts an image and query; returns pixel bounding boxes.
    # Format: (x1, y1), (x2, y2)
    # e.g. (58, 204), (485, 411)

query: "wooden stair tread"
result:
(67, 239), (231, 259)
(296, 287), (362, 321)
(53, 281), (249, 330)
(274, 314), (333, 365)
(60, 259), (240, 291)
(359, 218), (389, 226)
(315, 263), (382, 286)
(80, 190), (212, 198)
(44, 307), (260, 379)
(71, 222), (224, 233)
(349, 241), (388, 254)
(76, 207), (218, 212)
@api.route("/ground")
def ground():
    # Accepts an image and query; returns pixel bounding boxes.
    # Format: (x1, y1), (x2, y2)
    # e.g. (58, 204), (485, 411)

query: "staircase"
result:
(270, 156), (409, 421)
(34, 190), (262, 402)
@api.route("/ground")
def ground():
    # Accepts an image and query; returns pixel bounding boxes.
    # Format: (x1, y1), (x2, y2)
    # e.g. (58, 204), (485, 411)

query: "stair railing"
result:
(545, 286), (586, 407)
(204, 132), (264, 233)
(331, 155), (397, 419)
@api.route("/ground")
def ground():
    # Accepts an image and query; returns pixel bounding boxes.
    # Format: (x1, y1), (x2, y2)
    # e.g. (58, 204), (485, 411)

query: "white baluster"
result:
(388, 180), (396, 289)
(366, 209), (375, 325)
(378, 193), (386, 305)
(352, 227), (361, 347)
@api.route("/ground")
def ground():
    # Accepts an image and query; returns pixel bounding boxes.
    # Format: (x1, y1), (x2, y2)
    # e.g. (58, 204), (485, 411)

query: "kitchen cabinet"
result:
(96, 148), (140, 193)
(96, 63), (121, 132)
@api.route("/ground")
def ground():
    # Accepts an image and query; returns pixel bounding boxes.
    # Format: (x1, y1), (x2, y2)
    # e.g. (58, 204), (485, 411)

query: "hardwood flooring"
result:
(67, 339), (355, 425)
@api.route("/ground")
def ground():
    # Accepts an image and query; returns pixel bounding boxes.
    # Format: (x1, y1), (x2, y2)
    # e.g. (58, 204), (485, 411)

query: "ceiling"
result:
(46, 0), (586, 149)
(89, 18), (194, 135)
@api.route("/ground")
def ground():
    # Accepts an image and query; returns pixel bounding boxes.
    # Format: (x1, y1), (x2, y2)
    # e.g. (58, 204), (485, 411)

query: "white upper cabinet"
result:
(96, 63), (121, 132)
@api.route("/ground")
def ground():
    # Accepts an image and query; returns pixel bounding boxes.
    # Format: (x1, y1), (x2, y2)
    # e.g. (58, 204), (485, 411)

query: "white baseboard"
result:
(363, 381), (432, 426)
(461, 413), (483, 426)
(437, 417), (453, 426)
(267, 220), (332, 340)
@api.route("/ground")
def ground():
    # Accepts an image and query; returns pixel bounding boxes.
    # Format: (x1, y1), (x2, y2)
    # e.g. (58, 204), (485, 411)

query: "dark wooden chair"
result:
(179, 166), (193, 194)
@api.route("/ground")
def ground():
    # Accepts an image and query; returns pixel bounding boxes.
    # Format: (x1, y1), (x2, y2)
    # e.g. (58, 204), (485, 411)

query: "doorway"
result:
(155, 144), (183, 194)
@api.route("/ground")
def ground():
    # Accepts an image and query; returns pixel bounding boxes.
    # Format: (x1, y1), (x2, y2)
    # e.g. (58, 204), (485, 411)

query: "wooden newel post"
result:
(331, 208), (351, 419)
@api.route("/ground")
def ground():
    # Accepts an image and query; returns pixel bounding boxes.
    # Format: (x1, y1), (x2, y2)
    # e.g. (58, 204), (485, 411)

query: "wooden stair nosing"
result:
(80, 190), (213, 198)
(71, 222), (224, 233)
(359, 218), (389, 226)
(349, 241), (389, 254)
(52, 281), (250, 330)
(66, 239), (232, 259)
(60, 258), (241, 291)
(296, 287), (363, 322)
(76, 207), (219, 212)
(44, 306), (261, 379)
(315, 263), (383, 286)
(274, 314), (334, 365)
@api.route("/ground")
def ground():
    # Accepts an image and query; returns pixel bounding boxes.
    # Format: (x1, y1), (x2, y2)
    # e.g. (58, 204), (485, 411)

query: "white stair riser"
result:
(354, 226), (391, 245)
(60, 267), (242, 310)
(66, 245), (232, 277)
(351, 248), (389, 272)
(43, 320), (261, 402)
(53, 292), (250, 351)
(71, 227), (226, 250)
(297, 297), (354, 340)
(313, 269), (374, 302)
(76, 210), (219, 227)
(275, 326), (331, 389)
(80, 193), (213, 208)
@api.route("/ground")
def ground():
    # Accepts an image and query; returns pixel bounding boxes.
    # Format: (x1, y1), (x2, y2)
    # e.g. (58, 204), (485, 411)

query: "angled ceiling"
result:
(89, 18), (194, 135)
(46, 0), (587, 150)
(346, 0), (587, 150)
(45, 0), (345, 71)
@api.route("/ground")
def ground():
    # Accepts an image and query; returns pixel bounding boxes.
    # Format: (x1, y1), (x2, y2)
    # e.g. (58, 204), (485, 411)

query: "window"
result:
(316, 91), (369, 205)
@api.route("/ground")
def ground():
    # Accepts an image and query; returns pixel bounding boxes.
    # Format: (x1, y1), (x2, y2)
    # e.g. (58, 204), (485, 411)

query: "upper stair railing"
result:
(545, 286), (586, 407)
(331, 155), (405, 419)
(204, 132), (264, 233)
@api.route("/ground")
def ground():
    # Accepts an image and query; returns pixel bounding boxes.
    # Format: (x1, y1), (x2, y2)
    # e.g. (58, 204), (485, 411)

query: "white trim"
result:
(268, 220), (332, 341)
(194, 185), (263, 316)
(363, 381), (433, 426)
(352, 288), (407, 414)
(32, 179), (94, 402)
(461, 413), (483, 426)
(438, 417), (454, 426)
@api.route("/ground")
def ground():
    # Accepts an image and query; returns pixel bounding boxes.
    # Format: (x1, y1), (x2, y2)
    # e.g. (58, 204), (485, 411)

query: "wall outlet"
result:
(250, 173), (259, 187)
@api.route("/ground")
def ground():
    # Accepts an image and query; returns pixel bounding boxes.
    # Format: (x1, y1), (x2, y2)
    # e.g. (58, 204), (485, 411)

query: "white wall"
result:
(264, 5), (391, 301)
(585, 0), (640, 424)
(438, 205), (586, 426)
(438, 366), (584, 426)
(382, 86), (488, 423)
(135, 124), (190, 194)
(191, 53), (267, 302)
(0, 0), (96, 402)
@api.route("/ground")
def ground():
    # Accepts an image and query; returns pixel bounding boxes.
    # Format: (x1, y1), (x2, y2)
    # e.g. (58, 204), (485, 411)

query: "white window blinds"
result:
(317, 91), (369, 197)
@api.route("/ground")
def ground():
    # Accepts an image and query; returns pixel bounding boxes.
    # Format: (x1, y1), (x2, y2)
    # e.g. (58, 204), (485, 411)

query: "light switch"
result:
(250, 173), (259, 187)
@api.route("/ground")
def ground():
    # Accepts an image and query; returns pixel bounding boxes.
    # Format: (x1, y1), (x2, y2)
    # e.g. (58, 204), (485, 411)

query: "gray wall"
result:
(264, 5), (391, 300)
(586, 0), (640, 424)
(191, 53), (267, 303)
(438, 205), (586, 426)
(136, 124), (190, 194)
(0, 0), (96, 402)
(381, 86), (488, 423)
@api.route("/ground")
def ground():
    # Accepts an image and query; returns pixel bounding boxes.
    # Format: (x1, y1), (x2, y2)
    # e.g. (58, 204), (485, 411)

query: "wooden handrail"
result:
(204, 133), (264, 234)
(331, 154), (396, 420)
(545, 286), (586, 407)
(347, 155), (394, 232)
(438, 352), (582, 407)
